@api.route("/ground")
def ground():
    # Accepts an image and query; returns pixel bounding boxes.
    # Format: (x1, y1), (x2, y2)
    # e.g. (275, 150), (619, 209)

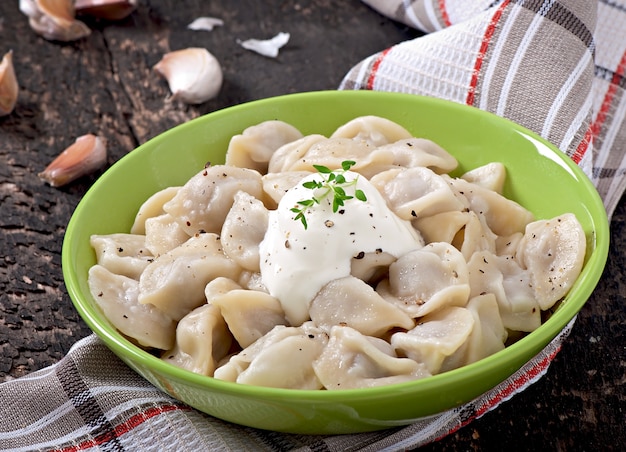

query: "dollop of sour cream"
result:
(259, 170), (424, 325)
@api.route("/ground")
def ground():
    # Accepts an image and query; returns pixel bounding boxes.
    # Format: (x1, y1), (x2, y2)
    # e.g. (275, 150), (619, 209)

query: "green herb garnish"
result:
(291, 160), (367, 229)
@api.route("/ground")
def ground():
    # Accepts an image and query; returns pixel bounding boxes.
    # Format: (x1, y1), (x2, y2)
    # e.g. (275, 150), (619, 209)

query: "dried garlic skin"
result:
(187, 17), (224, 31)
(19, 0), (91, 42)
(0, 50), (18, 117)
(153, 48), (223, 104)
(39, 134), (107, 187)
(74, 0), (137, 21)
(238, 32), (290, 58)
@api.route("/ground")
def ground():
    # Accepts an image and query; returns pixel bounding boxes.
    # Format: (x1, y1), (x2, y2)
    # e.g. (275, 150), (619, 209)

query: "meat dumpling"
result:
(467, 250), (541, 332)
(220, 191), (269, 272)
(516, 213), (586, 310)
(163, 164), (263, 235)
(225, 120), (304, 174)
(330, 115), (413, 146)
(313, 325), (430, 389)
(309, 276), (414, 337)
(138, 233), (241, 321)
(381, 242), (471, 318)
(88, 265), (176, 350)
(391, 306), (475, 374)
(90, 233), (154, 280)
(213, 322), (327, 389)
(162, 303), (233, 376)
(370, 167), (466, 221)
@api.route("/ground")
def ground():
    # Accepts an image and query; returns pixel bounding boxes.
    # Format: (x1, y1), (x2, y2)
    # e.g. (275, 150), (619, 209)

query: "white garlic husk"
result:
(19, 0), (91, 42)
(74, 0), (137, 21)
(187, 16), (224, 31)
(0, 50), (18, 117)
(237, 32), (290, 58)
(39, 134), (107, 187)
(153, 48), (223, 104)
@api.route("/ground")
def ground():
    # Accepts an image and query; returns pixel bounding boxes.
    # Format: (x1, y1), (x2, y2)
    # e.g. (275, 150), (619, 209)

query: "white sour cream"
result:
(259, 171), (423, 325)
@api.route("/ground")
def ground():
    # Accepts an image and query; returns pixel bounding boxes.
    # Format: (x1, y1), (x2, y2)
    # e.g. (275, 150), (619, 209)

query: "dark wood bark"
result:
(0, 1), (622, 450)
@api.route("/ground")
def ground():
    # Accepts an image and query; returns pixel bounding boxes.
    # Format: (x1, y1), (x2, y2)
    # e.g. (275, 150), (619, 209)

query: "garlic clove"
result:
(0, 50), (18, 117)
(237, 32), (290, 58)
(39, 134), (107, 187)
(75, 0), (137, 21)
(187, 17), (224, 31)
(153, 48), (223, 104)
(20, 0), (91, 42)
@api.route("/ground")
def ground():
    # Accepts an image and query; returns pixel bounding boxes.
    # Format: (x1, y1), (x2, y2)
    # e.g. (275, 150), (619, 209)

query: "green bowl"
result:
(62, 91), (609, 434)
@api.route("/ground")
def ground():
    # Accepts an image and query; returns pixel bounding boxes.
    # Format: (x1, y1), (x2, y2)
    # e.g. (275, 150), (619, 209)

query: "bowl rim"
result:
(62, 90), (610, 403)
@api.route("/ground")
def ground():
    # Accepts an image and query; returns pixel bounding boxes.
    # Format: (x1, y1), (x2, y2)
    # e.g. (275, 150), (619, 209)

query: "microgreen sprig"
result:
(291, 160), (367, 229)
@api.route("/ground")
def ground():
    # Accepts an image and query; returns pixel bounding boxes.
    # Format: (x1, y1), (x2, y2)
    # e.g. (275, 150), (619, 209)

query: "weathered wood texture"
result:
(0, 1), (623, 450)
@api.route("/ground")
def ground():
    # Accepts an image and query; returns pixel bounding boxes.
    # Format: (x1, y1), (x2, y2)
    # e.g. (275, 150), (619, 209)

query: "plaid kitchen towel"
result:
(1, 0), (624, 450)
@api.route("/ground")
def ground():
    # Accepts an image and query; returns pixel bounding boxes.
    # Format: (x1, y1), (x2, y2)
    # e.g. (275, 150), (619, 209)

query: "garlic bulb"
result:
(19, 0), (91, 42)
(39, 134), (107, 187)
(0, 50), (18, 117)
(153, 48), (223, 104)
(74, 0), (137, 21)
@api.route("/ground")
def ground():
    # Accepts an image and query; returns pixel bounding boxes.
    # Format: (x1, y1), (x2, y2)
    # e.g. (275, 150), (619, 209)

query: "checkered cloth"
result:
(1, 1), (624, 450)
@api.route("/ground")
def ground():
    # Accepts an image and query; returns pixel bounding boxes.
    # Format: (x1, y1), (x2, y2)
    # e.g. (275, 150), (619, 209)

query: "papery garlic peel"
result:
(238, 32), (290, 58)
(0, 50), (18, 117)
(74, 0), (137, 21)
(153, 48), (223, 104)
(187, 17), (224, 31)
(20, 0), (91, 42)
(39, 134), (107, 187)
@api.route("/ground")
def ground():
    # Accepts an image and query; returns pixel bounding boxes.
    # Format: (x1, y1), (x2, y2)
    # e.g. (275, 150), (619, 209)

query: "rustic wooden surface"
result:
(0, 1), (623, 450)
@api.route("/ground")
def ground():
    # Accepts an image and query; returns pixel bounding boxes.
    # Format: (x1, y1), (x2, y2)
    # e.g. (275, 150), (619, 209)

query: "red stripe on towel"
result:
(54, 404), (191, 452)
(466, 0), (510, 106)
(366, 47), (392, 90)
(573, 48), (626, 163)
(438, 0), (452, 27)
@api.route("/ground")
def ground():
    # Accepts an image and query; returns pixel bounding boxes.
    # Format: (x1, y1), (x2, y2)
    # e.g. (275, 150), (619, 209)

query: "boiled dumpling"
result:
(138, 233), (241, 321)
(131, 186), (181, 235)
(309, 276), (414, 337)
(225, 120), (304, 174)
(350, 249), (396, 284)
(237, 271), (268, 292)
(467, 250), (541, 332)
(375, 138), (458, 174)
(313, 325), (430, 389)
(457, 211), (498, 261)
(461, 162), (506, 194)
(144, 213), (190, 257)
(208, 286), (287, 348)
(330, 115), (413, 146)
(162, 303), (233, 376)
(284, 137), (383, 175)
(516, 213), (586, 310)
(449, 177), (534, 236)
(88, 265), (176, 350)
(382, 242), (470, 318)
(163, 164), (263, 235)
(439, 294), (507, 372)
(391, 306), (475, 374)
(268, 134), (328, 173)
(413, 211), (469, 245)
(370, 167), (466, 220)
(213, 322), (327, 389)
(261, 170), (311, 206)
(220, 191), (269, 272)
(90, 233), (154, 280)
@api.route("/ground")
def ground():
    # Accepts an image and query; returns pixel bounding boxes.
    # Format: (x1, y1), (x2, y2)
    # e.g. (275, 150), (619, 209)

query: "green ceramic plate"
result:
(62, 91), (609, 434)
